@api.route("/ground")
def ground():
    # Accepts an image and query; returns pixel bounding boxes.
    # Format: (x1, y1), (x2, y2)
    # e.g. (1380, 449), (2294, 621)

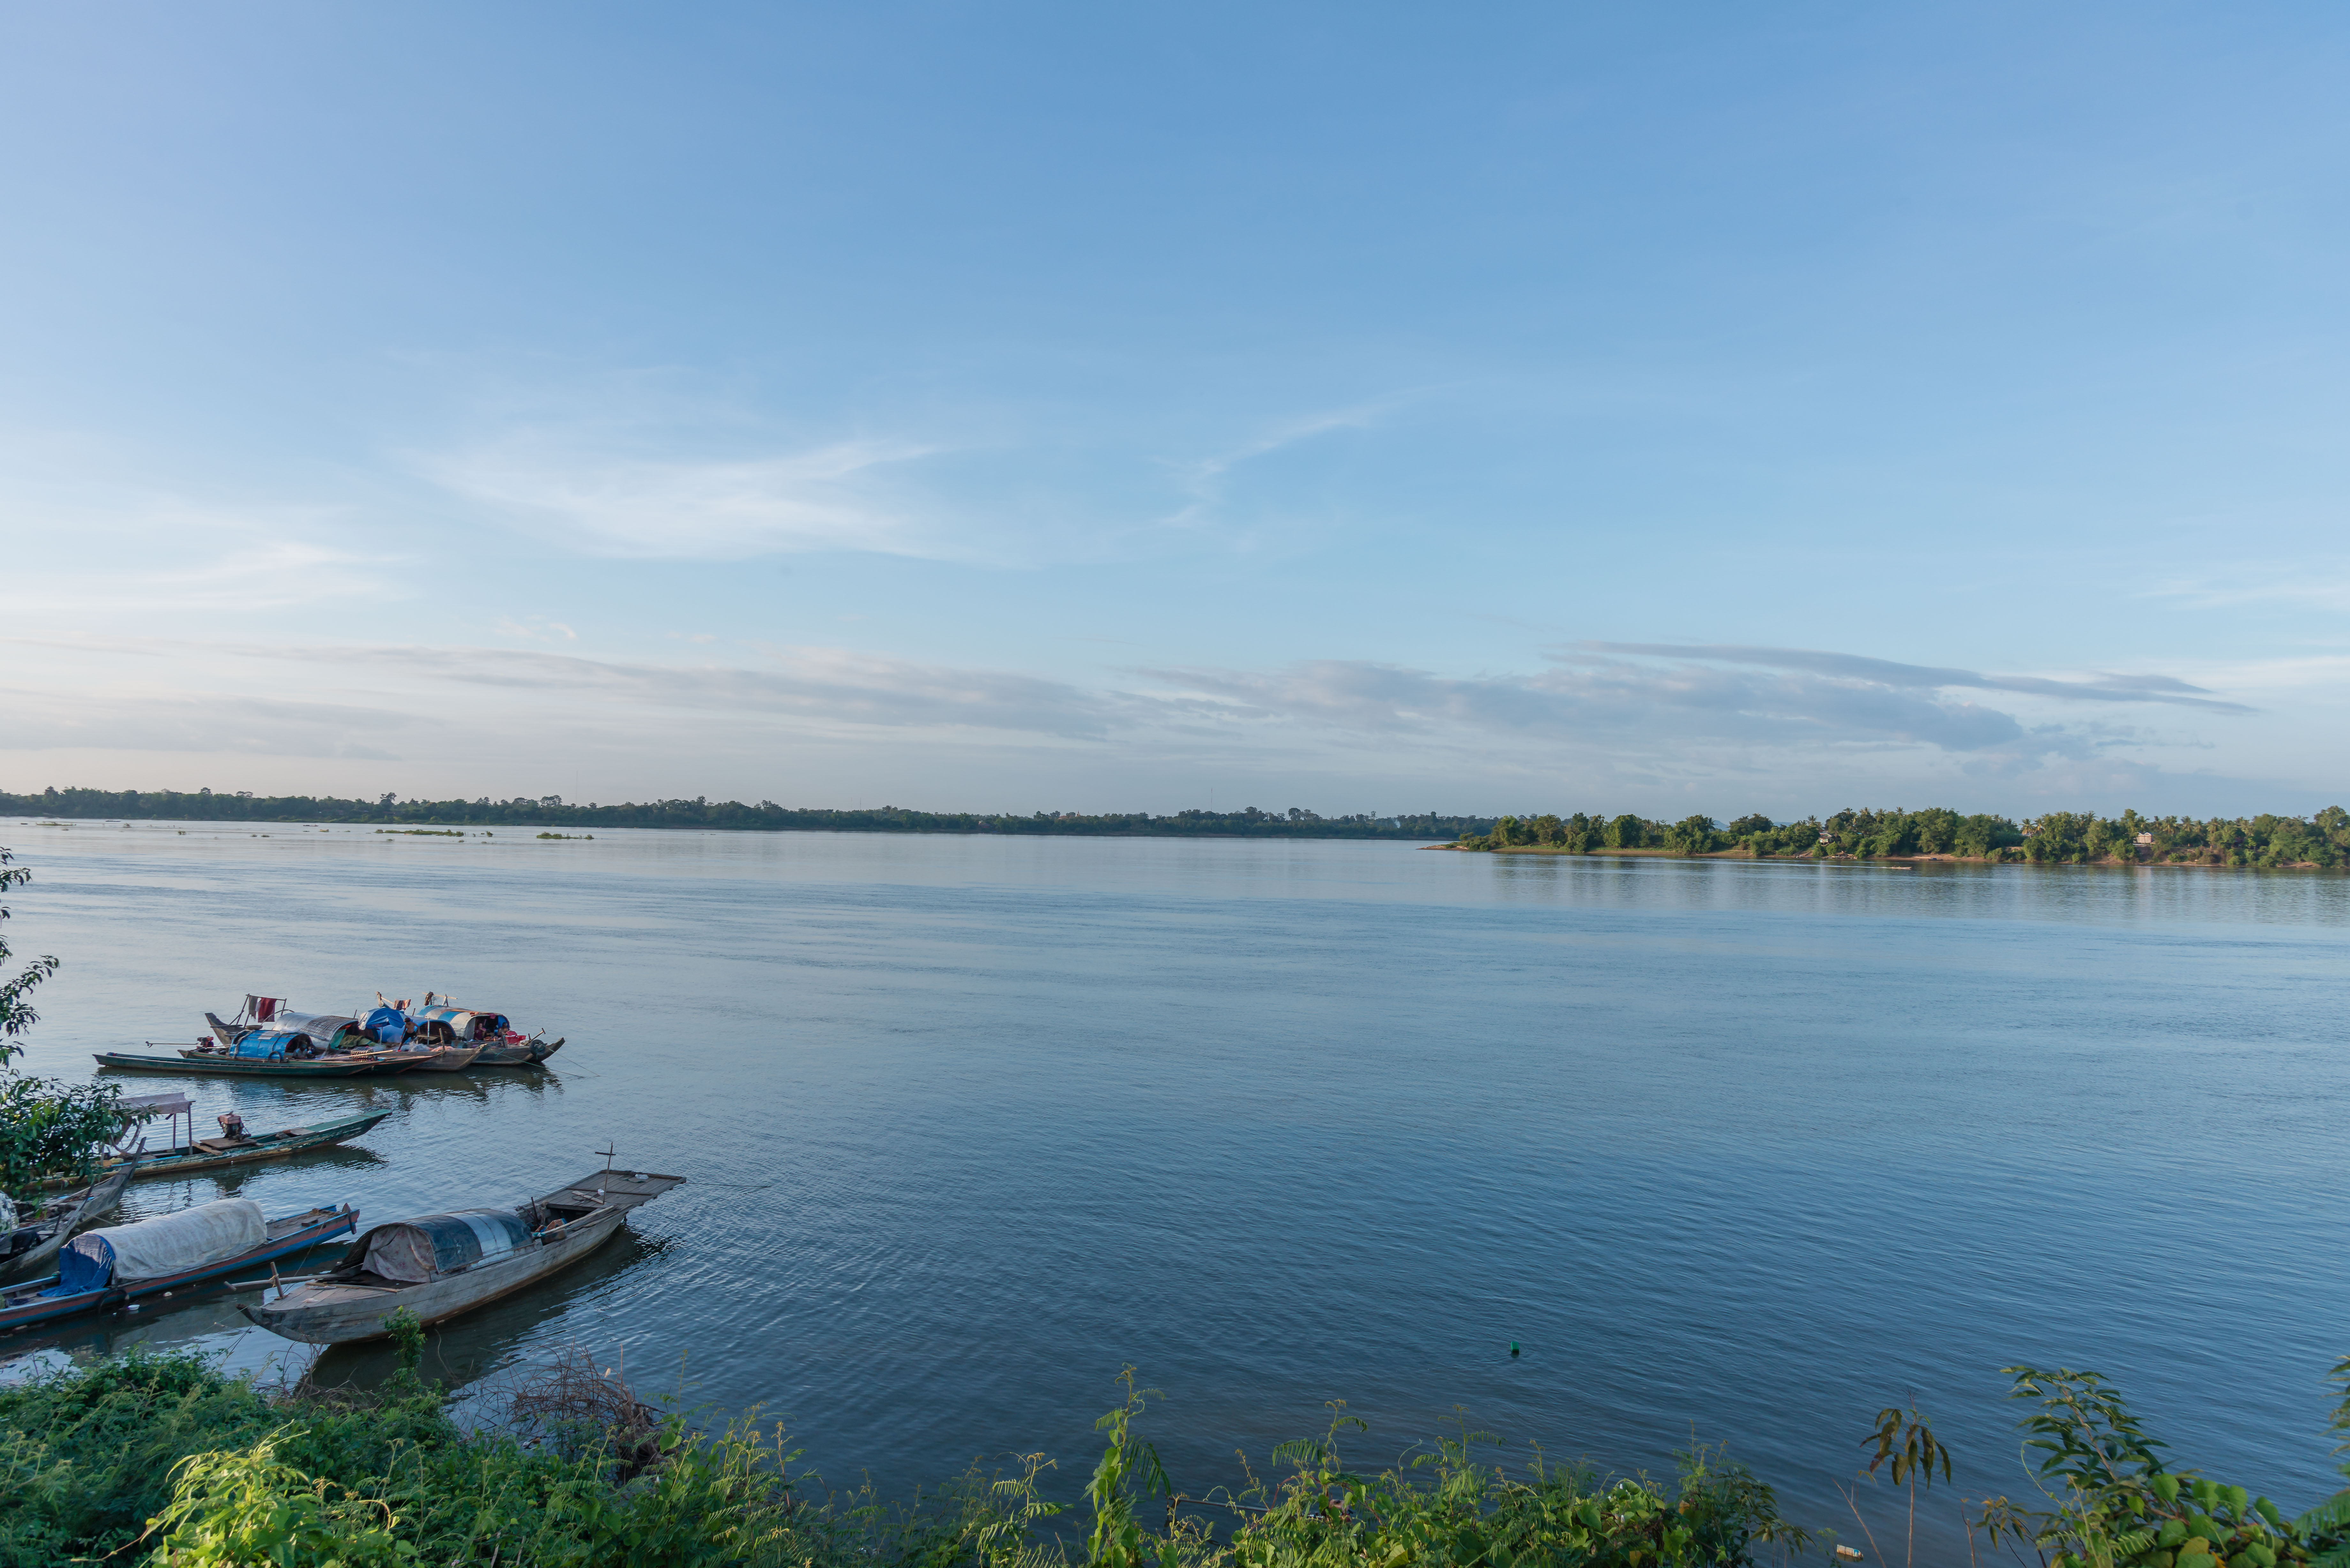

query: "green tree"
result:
(1664, 815), (1721, 855)
(1604, 814), (1646, 849)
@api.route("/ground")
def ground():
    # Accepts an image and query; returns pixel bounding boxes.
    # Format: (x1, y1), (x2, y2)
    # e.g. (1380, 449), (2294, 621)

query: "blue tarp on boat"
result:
(232, 1030), (308, 1059)
(364, 1006), (406, 1044)
(46, 1235), (111, 1295)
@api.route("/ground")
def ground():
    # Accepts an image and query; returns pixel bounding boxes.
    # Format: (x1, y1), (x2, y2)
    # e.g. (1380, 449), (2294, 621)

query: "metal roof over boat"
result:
(273, 1010), (360, 1039)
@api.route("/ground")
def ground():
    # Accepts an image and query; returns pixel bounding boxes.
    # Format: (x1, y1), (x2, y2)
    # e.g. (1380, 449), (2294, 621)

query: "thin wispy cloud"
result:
(1146, 658), (2035, 753)
(1576, 644), (2255, 713)
(419, 437), (946, 560)
(259, 644), (1124, 741)
(2144, 571), (2350, 614)
(1155, 404), (1386, 534)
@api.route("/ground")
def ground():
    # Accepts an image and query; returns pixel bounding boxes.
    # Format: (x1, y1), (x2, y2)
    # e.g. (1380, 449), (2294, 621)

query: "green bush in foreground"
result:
(11, 1345), (2350, 1566)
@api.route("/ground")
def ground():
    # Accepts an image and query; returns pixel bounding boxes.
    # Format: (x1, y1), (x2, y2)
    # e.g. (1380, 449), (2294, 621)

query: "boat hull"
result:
(96, 1051), (372, 1077)
(0, 1169), (132, 1285)
(408, 1045), (483, 1071)
(1, 1204), (357, 1332)
(476, 1036), (562, 1067)
(94, 1112), (389, 1183)
(243, 1209), (628, 1343)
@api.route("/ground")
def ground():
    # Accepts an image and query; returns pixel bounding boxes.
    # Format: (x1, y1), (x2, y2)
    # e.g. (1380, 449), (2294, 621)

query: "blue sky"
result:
(6, 4), (2349, 818)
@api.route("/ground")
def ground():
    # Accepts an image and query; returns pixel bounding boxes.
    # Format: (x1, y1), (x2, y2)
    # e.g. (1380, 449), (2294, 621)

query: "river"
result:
(4, 818), (2346, 1552)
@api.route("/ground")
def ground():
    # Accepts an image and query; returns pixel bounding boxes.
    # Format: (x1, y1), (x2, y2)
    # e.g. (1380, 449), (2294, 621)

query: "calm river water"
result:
(5, 820), (2348, 1552)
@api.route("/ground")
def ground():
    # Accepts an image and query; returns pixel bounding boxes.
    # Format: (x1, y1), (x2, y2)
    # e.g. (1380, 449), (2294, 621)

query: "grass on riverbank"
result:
(8, 1332), (2350, 1567)
(0, 1328), (1804, 1568)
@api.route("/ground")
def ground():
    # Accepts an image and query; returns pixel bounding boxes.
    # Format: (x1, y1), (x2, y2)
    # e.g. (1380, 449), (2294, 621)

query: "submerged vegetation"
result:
(8, 1347), (2350, 1567)
(1455, 806), (2350, 868)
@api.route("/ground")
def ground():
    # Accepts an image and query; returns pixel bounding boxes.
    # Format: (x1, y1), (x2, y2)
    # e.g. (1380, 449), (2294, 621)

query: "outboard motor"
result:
(216, 1111), (246, 1140)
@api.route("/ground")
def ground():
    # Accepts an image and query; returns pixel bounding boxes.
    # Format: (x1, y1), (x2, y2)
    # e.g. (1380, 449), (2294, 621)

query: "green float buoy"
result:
(1510, 1342), (1520, 1357)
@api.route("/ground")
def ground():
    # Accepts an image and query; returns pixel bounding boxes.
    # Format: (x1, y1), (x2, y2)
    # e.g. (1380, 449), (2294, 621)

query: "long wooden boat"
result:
(408, 1044), (483, 1072)
(243, 1166), (683, 1344)
(77, 1111), (390, 1184)
(474, 1035), (564, 1067)
(0, 1202), (356, 1333)
(96, 1049), (375, 1077)
(0, 1169), (133, 1285)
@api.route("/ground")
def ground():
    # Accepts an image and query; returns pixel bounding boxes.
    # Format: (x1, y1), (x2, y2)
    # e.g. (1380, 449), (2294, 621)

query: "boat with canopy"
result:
(206, 993), (557, 1069)
(242, 1162), (679, 1344)
(0, 1196), (357, 1332)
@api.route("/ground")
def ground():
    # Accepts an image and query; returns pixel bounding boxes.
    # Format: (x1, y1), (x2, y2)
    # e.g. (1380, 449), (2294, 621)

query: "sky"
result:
(4, 3), (2349, 820)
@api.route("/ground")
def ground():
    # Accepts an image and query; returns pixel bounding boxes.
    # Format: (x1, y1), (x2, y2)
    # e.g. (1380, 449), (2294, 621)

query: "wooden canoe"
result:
(1, 1203), (356, 1333)
(474, 1036), (563, 1067)
(81, 1111), (390, 1183)
(96, 1049), (374, 1077)
(243, 1167), (683, 1344)
(0, 1169), (133, 1285)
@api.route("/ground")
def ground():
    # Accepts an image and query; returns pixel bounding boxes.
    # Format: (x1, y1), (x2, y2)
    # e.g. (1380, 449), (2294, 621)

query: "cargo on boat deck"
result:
(360, 1209), (534, 1284)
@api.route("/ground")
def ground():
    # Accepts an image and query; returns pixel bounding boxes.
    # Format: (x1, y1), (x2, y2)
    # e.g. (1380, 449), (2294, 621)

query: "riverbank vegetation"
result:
(0, 789), (1490, 841)
(7, 1344), (2350, 1567)
(1454, 806), (2350, 868)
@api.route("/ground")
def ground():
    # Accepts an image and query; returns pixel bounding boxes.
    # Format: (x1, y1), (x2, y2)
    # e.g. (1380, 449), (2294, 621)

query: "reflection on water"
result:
(303, 1231), (666, 1400)
(1, 1235), (353, 1377)
(7, 821), (2350, 1560)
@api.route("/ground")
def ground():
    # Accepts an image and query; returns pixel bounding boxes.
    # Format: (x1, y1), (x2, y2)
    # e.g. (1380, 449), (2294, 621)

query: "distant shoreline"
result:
(0, 789), (1482, 842)
(1435, 843), (2347, 871)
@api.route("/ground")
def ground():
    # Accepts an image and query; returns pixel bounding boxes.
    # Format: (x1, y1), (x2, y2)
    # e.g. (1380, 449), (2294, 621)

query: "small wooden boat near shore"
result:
(50, 1110), (392, 1185)
(0, 1169), (133, 1285)
(243, 1165), (683, 1344)
(1, 1199), (357, 1333)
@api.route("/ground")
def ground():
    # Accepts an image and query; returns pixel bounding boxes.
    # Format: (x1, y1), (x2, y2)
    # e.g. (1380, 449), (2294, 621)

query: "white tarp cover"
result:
(73, 1198), (266, 1284)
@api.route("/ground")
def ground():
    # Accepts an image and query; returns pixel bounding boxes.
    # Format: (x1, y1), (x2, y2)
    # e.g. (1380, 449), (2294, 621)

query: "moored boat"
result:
(474, 1035), (563, 1067)
(204, 993), (563, 1072)
(1, 1198), (357, 1332)
(0, 1168), (133, 1285)
(98, 1049), (375, 1077)
(187, 1022), (433, 1075)
(50, 1110), (392, 1185)
(405, 1000), (560, 1067)
(242, 1164), (683, 1344)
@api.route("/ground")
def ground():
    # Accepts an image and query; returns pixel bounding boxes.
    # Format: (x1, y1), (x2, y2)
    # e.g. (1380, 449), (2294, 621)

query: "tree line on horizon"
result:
(0, 787), (1489, 840)
(1458, 804), (2350, 867)
(10, 788), (2348, 865)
